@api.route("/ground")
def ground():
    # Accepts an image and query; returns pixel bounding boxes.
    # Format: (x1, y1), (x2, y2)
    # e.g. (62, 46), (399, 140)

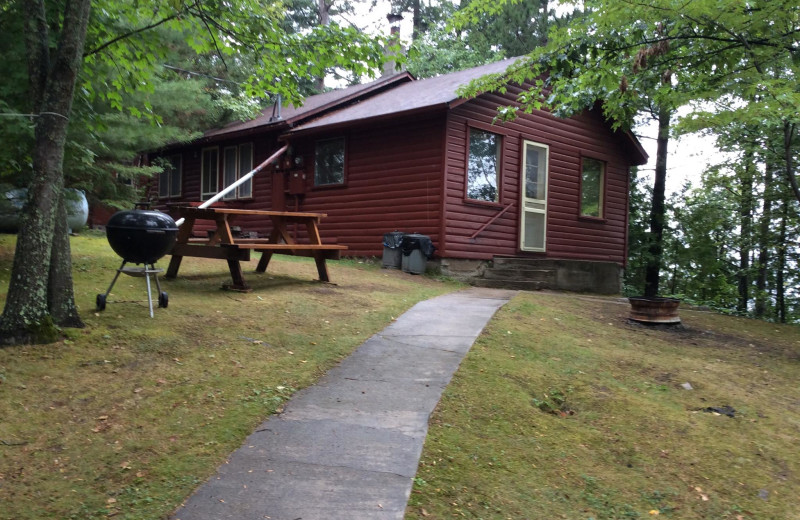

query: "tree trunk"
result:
(737, 148), (755, 314)
(754, 163), (774, 318)
(644, 106), (671, 298)
(776, 194), (788, 323)
(48, 196), (83, 327)
(411, 0), (422, 41)
(538, 0), (550, 45)
(784, 121), (800, 204)
(314, 0), (331, 93)
(0, 0), (91, 345)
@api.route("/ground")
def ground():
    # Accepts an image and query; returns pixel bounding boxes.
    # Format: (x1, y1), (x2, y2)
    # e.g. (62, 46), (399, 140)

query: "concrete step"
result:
(472, 278), (548, 291)
(483, 268), (556, 282)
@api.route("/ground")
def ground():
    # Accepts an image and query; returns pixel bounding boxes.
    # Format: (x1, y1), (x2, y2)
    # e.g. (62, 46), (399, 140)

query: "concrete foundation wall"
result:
(439, 257), (622, 295)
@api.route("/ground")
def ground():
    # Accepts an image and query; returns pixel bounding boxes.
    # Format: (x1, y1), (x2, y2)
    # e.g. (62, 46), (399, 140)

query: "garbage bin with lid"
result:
(382, 231), (406, 269)
(400, 233), (436, 274)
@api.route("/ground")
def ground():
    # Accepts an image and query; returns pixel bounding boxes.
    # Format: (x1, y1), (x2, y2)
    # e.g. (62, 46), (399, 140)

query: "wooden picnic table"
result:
(165, 206), (347, 291)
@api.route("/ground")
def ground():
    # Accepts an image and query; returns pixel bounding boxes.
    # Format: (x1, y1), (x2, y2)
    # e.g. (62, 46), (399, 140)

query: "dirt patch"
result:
(574, 294), (800, 361)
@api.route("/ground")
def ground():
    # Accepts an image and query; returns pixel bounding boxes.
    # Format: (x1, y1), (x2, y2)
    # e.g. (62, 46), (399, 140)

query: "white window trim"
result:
(158, 154), (182, 199)
(201, 147), (219, 201)
(222, 146), (238, 201)
(237, 143), (254, 199)
(220, 143), (255, 200)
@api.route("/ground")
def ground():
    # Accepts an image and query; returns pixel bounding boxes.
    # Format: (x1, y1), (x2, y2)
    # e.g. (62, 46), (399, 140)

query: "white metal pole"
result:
(175, 143), (289, 226)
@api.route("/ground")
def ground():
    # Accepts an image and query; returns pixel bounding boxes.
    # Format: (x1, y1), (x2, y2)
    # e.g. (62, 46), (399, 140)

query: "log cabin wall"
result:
(151, 135), (283, 236)
(289, 113), (445, 257)
(444, 86), (633, 265)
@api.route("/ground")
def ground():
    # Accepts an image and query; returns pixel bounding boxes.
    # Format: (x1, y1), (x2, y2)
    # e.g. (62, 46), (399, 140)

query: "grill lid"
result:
(106, 209), (178, 264)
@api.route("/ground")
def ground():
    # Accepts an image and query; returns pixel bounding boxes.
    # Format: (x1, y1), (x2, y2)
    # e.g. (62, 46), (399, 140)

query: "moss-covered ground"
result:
(0, 233), (458, 519)
(406, 292), (800, 520)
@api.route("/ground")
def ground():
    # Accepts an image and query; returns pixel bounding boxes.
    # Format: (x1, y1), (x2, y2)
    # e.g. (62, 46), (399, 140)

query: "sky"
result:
(635, 120), (723, 196)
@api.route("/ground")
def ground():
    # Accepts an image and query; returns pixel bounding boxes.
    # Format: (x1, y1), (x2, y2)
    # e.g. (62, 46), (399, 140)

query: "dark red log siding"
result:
(444, 89), (632, 264)
(150, 136), (282, 235)
(290, 114), (444, 257)
(149, 87), (633, 263)
(151, 116), (444, 256)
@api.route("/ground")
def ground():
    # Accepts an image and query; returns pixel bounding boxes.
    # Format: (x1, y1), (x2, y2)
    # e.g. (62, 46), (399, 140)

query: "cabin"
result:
(147, 58), (648, 294)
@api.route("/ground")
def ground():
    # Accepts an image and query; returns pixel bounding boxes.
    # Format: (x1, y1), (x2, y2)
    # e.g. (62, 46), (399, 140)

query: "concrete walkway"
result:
(171, 287), (515, 520)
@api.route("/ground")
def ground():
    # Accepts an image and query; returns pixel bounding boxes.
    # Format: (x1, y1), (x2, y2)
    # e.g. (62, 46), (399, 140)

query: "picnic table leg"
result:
(225, 257), (250, 291)
(166, 216), (195, 279)
(218, 245), (250, 291)
(165, 255), (182, 279)
(313, 252), (331, 283)
(255, 251), (273, 273)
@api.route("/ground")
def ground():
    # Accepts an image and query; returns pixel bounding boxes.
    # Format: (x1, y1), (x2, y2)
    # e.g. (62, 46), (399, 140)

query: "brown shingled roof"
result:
(285, 58), (521, 134)
(199, 72), (413, 141)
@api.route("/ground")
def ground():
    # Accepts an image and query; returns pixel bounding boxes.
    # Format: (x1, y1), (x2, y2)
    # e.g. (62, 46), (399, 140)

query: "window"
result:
(222, 143), (254, 200)
(580, 157), (605, 218)
(467, 128), (501, 202)
(201, 147), (219, 200)
(158, 154), (182, 198)
(314, 138), (345, 186)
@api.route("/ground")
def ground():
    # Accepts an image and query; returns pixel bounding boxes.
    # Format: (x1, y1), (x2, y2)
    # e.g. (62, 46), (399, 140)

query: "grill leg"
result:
(144, 268), (155, 318)
(152, 264), (163, 293)
(103, 260), (127, 297)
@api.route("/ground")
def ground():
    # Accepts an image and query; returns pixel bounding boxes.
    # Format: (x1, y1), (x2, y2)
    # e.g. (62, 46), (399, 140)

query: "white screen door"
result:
(520, 141), (548, 251)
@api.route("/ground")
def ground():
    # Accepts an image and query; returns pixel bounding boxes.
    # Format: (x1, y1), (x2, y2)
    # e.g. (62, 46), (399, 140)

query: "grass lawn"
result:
(0, 233), (459, 520)
(406, 292), (800, 520)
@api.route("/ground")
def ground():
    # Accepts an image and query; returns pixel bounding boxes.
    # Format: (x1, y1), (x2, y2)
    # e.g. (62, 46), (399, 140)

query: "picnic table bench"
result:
(165, 206), (347, 291)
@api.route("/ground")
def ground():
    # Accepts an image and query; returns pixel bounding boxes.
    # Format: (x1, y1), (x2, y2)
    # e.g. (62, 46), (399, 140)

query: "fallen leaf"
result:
(649, 510), (659, 516)
(420, 508), (430, 517)
(92, 422), (111, 433)
(107, 498), (117, 504)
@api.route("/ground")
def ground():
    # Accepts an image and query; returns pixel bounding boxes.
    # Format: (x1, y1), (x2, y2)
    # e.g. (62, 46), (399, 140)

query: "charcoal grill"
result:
(96, 204), (178, 317)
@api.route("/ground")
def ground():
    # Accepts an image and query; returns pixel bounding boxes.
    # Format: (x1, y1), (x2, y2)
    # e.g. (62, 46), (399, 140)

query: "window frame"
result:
(313, 137), (347, 188)
(220, 143), (254, 201)
(464, 126), (503, 206)
(579, 156), (606, 220)
(200, 147), (219, 201)
(237, 142), (253, 199)
(158, 153), (182, 199)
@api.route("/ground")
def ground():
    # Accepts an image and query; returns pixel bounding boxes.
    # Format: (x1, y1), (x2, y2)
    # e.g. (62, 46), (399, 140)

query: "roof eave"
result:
(281, 103), (449, 139)
(620, 129), (649, 165)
